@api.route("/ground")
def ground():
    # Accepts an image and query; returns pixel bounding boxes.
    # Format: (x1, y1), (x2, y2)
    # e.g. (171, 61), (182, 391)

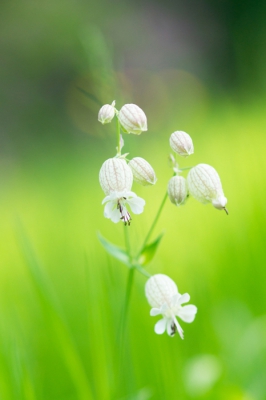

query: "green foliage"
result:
(138, 232), (164, 266)
(98, 232), (130, 266)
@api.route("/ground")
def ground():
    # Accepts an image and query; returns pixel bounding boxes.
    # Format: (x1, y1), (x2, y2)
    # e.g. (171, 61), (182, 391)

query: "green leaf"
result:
(138, 232), (164, 266)
(98, 232), (130, 266)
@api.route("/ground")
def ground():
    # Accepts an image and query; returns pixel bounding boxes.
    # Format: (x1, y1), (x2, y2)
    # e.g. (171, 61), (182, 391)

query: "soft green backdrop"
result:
(1, 0), (266, 399)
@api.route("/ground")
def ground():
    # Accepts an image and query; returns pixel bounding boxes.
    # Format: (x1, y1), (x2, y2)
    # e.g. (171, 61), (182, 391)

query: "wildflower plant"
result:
(98, 101), (228, 340)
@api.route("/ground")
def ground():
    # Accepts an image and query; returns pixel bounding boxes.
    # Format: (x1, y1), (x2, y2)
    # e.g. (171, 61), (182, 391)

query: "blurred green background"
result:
(1, 0), (266, 399)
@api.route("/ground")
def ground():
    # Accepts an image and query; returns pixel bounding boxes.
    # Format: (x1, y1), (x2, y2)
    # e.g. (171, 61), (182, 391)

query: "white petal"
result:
(125, 191), (137, 198)
(102, 195), (112, 205)
(178, 305), (197, 323)
(127, 196), (145, 214)
(104, 201), (121, 223)
(103, 200), (115, 216)
(150, 308), (161, 316)
(109, 209), (121, 223)
(154, 318), (167, 334)
(178, 293), (190, 305)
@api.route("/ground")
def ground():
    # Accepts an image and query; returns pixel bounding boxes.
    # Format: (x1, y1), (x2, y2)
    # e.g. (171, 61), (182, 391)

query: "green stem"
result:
(179, 166), (192, 171)
(124, 224), (131, 261)
(119, 226), (134, 339)
(134, 263), (151, 278)
(138, 190), (168, 256)
(117, 265), (134, 395)
(122, 267), (135, 325)
(116, 117), (121, 155)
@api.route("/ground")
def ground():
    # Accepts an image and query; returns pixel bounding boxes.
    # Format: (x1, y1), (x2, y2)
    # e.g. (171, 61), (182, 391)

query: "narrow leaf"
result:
(138, 232), (164, 266)
(98, 232), (130, 266)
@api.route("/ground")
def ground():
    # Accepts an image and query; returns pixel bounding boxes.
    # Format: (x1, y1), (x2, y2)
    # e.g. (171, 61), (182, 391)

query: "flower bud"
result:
(168, 176), (188, 206)
(99, 158), (133, 195)
(118, 104), (147, 135)
(187, 164), (228, 212)
(170, 131), (194, 157)
(128, 157), (157, 186)
(98, 101), (116, 124)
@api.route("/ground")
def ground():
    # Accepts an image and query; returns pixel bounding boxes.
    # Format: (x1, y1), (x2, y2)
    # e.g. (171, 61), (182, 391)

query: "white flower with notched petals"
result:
(102, 190), (145, 225)
(187, 163), (228, 213)
(145, 274), (197, 339)
(118, 104), (147, 135)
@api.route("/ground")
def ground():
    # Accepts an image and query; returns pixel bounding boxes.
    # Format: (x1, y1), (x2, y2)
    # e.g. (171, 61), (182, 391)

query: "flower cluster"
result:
(98, 102), (156, 225)
(168, 131), (228, 214)
(98, 101), (228, 340)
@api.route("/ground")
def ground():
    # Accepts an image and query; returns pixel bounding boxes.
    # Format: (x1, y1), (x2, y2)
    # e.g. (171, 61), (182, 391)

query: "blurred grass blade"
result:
(138, 232), (164, 266)
(76, 87), (102, 106)
(16, 221), (94, 400)
(98, 232), (130, 266)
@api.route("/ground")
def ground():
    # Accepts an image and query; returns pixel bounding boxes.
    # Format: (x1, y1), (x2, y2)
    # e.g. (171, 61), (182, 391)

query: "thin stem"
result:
(116, 117), (121, 155)
(124, 224), (131, 261)
(117, 265), (134, 394)
(179, 166), (192, 171)
(134, 263), (151, 278)
(118, 226), (134, 342)
(121, 267), (135, 326)
(138, 190), (168, 256)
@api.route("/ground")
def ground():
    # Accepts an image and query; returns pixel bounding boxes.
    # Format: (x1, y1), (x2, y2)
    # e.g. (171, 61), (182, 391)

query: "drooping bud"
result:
(99, 158), (133, 195)
(128, 157), (157, 186)
(170, 131), (194, 157)
(187, 164), (228, 213)
(118, 104), (147, 135)
(98, 101), (116, 124)
(168, 176), (188, 206)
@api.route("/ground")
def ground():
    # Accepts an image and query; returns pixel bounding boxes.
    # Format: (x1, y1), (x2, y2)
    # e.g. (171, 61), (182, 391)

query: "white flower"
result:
(102, 190), (145, 225)
(128, 157), (157, 186)
(168, 175), (188, 206)
(187, 164), (228, 213)
(98, 101), (116, 124)
(99, 158), (133, 195)
(145, 274), (197, 339)
(170, 131), (194, 157)
(118, 104), (148, 135)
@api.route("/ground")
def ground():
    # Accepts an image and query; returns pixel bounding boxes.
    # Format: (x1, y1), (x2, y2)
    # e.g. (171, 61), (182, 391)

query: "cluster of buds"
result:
(168, 131), (228, 214)
(98, 101), (148, 135)
(98, 102), (156, 225)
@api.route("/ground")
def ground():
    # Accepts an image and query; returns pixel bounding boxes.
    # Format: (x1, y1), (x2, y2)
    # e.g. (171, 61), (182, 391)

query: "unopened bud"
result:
(187, 164), (228, 213)
(118, 104), (147, 135)
(98, 101), (116, 124)
(168, 176), (188, 206)
(128, 157), (157, 186)
(170, 131), (194, 157)
(99, 158), (133, 195)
